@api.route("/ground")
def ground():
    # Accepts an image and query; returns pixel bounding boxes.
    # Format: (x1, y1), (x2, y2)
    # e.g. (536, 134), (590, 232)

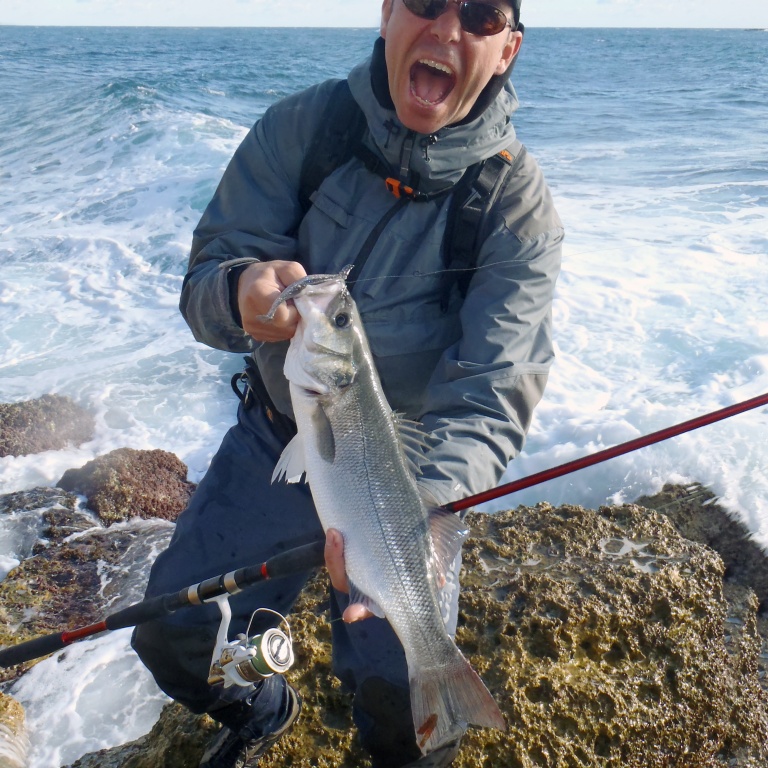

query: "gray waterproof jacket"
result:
(181, 54), (563, 508)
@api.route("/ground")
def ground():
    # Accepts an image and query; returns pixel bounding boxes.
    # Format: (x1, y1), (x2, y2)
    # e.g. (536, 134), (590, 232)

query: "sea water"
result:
(0, 26), (766, 766)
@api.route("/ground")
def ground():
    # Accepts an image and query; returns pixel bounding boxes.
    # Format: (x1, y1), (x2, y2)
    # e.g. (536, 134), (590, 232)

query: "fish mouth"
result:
(410, 59), (456, 107)
(263, 265), (354, 322)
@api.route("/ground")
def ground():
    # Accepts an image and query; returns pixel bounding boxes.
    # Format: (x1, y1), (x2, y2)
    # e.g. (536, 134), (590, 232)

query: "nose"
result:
(429, 0), (463, 43)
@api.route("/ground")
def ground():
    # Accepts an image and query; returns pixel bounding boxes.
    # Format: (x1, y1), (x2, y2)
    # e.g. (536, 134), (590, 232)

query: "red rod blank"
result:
(444, 392), (768, 513)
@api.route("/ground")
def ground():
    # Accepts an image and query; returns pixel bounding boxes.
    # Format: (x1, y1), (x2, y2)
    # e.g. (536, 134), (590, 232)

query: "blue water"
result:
(1, 26), (767, 765)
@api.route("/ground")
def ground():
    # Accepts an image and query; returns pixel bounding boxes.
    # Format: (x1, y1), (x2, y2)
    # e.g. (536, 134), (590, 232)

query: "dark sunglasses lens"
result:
(459, 3), (508, 35)
(402, 0), (508, 35)
(402, 0), (448, 20)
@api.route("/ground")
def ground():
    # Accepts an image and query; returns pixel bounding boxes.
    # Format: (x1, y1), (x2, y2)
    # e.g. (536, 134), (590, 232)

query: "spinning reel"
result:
(207, 597), (295, 688)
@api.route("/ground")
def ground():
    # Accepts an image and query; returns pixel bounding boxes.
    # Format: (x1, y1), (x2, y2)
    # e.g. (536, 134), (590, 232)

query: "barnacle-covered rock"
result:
(31, 487), (768, 767)
(57, 448), (195, 524)
(0, 395), (94, 458)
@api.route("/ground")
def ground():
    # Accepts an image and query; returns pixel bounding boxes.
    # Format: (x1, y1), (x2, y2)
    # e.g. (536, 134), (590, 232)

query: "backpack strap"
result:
(297, 80), (526, 312)
(439, 143), (526, 311)
(298, 79), (367, 214)
(298, 79), (451, 208)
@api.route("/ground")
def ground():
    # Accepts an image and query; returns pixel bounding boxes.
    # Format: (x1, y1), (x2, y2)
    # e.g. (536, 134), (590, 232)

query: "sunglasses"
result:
(401, 0), (516, 37)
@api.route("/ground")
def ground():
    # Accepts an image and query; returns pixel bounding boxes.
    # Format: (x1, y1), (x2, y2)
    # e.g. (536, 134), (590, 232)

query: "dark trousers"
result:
(131, 402), (426, 765)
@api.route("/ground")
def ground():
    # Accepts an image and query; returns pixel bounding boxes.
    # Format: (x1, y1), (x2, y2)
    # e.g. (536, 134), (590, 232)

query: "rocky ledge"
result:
(1, 410), (766, 767)
(49, 489), (768, 766)
(0, 395), (94, 458)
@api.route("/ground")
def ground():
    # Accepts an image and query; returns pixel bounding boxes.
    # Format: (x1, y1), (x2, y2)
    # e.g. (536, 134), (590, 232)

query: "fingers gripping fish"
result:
(267, 266), (506, 754)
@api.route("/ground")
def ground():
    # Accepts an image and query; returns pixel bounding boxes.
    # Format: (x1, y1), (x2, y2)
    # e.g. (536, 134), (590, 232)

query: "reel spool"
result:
(208, 604), (295, 688)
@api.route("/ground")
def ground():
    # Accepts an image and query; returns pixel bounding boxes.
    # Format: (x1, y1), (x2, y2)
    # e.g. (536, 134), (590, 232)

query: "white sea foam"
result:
(0, 721), (29, 768)
(9, 629), (169, 768)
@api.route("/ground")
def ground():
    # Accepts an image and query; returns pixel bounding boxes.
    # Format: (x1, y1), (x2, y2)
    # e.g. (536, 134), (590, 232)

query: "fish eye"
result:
(334, 312), (350, 328)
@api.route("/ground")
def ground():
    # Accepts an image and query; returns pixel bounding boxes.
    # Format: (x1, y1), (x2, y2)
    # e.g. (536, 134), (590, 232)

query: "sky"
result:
(1, 0), (767, 29)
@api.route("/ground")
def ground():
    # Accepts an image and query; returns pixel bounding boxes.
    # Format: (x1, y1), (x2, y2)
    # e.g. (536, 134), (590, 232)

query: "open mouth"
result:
(409, 59), (456, 106)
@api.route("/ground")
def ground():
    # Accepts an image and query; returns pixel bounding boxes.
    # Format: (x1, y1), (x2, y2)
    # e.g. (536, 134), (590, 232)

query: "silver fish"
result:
(269, 268), (505, 754)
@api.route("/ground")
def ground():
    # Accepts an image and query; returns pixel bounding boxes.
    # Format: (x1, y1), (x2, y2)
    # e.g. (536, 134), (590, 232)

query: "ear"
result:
(380, 0), (395, 38)
(494, 30), (523, 75)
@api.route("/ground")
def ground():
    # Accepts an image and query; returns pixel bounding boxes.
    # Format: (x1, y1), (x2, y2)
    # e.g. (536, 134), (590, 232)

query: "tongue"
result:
(410, 62), (453, 105)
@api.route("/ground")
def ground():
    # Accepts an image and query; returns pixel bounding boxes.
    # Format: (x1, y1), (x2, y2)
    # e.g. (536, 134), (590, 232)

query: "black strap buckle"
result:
(231, 358), (298, 443)
(231, 371), (258, 410)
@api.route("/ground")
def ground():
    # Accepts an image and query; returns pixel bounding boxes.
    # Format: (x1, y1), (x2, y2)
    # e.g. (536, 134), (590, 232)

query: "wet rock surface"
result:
(0, 457), (179, 686)
(0, 487), (93, 546)
(63, 485), (768, 768)
(57, 447), (196, 524)
(0, 691), (28, 768)
(0, 395), (94, 458)
(0, 511), (173, 686)
(64, 702), (218, 768)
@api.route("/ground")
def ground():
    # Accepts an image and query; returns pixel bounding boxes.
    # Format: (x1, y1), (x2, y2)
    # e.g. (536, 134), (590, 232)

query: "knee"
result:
(132, 619), (219, 714)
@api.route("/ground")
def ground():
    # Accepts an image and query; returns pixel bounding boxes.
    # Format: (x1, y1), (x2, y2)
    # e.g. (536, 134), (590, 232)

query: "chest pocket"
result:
(299, 166), (463, 348)
(307, 190), (350, 229)
(362, 303), (462, 358)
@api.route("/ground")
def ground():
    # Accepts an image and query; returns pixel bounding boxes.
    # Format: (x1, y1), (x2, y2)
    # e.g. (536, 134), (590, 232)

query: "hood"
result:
(347, 37), (519, 193)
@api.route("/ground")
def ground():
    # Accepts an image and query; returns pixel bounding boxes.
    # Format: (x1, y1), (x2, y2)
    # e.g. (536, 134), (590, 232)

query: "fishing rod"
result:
(443, 390), (768, 513)
(0, 539), (324, 669)
(1, 391), (766, 668)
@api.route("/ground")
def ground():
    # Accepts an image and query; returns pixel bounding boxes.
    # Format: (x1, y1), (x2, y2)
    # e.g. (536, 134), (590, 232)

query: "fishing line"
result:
(347, 245), (643, 289)
(348, 240), (735, 289)
(348, 255), (532, 288)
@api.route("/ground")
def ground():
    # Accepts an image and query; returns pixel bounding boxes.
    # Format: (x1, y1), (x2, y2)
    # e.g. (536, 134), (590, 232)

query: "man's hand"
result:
(237, 260), (307, 342)
(325, 528), (375, 623)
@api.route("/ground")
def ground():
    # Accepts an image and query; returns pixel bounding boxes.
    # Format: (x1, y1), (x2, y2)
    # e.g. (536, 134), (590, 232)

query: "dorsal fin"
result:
(393, 412), (428, 476)
(427, 508), (469, 586)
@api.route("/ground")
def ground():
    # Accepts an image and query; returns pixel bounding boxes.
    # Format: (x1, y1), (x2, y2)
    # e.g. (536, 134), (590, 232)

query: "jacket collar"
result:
(348, 38), (519, 193)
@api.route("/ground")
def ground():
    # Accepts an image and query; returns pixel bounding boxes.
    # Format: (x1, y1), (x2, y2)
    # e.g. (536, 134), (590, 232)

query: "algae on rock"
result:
(0, 395), (94, 458)
(7, 487), (768, 767)
(57, 448), (196, 524)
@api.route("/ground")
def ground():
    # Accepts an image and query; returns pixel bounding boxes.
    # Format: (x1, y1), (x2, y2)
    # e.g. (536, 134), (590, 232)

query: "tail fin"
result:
(410, 648), (506, 755)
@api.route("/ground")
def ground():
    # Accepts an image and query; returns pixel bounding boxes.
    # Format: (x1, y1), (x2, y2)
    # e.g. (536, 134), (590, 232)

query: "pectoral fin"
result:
(272, 433), (306, 484)
(312, 403), (336, 464)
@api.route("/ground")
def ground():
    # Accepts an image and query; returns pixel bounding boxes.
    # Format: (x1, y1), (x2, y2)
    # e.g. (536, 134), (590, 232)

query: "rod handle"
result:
(0, 632), (67, 668)
(105, 592), (186, 631)
(237, 539), (325, 585)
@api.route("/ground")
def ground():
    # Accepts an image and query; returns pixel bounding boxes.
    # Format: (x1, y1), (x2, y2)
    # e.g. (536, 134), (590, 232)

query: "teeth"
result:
(419, 59), (453, 76)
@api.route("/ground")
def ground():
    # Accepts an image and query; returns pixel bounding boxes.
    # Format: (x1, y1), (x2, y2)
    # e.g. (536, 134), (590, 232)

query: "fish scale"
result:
(271, 270), (505, 754)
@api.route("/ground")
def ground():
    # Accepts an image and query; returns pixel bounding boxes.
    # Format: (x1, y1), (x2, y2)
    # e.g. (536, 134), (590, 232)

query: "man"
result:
(132, 1), (563, 766)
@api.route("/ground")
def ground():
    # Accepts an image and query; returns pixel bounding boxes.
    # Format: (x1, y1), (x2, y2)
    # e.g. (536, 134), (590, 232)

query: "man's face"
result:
(380, 0), (522, 135)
